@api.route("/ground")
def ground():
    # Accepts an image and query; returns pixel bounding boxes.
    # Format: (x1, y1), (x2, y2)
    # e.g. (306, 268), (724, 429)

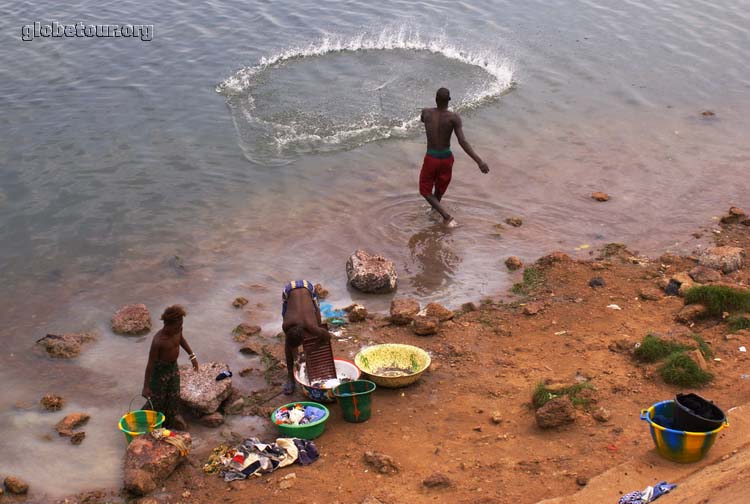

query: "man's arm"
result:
(454, 114), (489, 173)
(179, 329), (199, 370)
(142, 341), (158, 398)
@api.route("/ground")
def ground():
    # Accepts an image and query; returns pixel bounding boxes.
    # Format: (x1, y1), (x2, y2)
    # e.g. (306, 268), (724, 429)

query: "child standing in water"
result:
(142, 305), (199, 430)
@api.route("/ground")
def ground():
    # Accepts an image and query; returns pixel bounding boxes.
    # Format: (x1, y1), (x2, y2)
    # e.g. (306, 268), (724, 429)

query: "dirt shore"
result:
(16, 210), (749, 504)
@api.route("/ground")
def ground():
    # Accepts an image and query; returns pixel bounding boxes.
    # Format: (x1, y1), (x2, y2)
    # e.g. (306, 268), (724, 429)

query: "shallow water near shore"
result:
(2, 0), (750, 497)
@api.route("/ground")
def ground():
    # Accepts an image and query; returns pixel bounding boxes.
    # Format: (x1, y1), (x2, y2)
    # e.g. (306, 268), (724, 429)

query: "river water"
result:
(1, 0), (749, 497)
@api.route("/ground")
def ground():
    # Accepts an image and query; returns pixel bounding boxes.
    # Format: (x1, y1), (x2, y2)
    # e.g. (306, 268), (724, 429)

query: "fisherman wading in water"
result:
(419, 87), (490, 226)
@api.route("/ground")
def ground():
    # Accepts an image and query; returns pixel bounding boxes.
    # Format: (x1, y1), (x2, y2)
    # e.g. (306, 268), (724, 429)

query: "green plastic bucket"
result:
(332, 380), (376, 423)
(118, 409), (165, 444)
(118, 398), (165, 445)
(271, 402), (330, 440)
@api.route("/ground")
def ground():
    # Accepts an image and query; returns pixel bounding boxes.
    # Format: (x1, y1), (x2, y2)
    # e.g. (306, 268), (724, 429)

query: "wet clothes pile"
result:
(214, 437), (319, 481)
(274, 403), (326, 425)
(151, 428), (190, 456)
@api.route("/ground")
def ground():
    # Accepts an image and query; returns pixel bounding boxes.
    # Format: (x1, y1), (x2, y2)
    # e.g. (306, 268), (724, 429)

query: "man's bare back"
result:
(418, 88), (489, 226)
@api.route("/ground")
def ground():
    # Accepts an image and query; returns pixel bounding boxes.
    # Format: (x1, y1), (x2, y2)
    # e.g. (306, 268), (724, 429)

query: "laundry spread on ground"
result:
(274, 403), (326, 425)
(202, 437), (319, 481)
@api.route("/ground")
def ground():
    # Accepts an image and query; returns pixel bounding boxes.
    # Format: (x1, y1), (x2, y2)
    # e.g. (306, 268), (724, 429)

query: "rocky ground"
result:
(6, 210), (750, 504)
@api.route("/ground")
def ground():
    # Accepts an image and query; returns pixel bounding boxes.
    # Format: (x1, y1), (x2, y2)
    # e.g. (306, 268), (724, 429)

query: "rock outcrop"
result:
(346, 250), (398, 294)
(112, 304), (152, 335)
(123, 431), (192, 496)
(55, 412), (90, 436)
(699, 246), (745, 274)
(179, 362), (232, 415)
(36, 332), (96, 359)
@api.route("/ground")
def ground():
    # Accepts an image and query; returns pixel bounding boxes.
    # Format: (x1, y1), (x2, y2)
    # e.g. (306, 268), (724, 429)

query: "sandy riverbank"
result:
(6, 207), (750, 504)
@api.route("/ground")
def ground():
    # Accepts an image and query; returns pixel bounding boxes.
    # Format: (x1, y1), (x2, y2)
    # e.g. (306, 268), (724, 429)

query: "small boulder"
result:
(490, 411), (503, 424)
(124, 431), (192, 496)
(639, 287), (664, 301)
(348, 304), (368, 323)
(505, 256), (523, 271)
(232, 297), (248, 308)
(36, 332), (96, 359)
(179, 362), (233, 415)
(70, 431), (86, 445)
(40, 394), (65, 411)
(363, 451), (399, 474)
(232, 323), (261, 342)
(535, 396), (576, 429)
(390, 298), (420, 325)
(112, 304), (152, 335)
(699, 246), (745, 274)
(537, 251), (572, 267)
(675, 304), (708, 324)
(56, 412), (90, 436)
(689, 266), (722, 284)
(412, 315), (439, 336)
(422, 472), (452, 489)
(346, 250), (398, 294)
(523, 302), (543, 316)
(592, 407), (611, 423)
(198, 412), (225, 428)
(720, 206), (745, 224)
(505, 217), (523, 227)
(461, 302), (478, 312)
(4, 476), (29, 495)
(591, 192), (609, 202)
(424, 302), (454, 322)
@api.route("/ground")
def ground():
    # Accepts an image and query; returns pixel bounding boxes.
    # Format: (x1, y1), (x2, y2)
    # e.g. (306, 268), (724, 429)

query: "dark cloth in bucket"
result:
(144, 360), (180, 428)
(674, 393), (725, 432)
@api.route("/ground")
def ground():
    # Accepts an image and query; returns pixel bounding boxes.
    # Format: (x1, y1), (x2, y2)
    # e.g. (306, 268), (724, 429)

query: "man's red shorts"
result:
(419, 154), (454, 197)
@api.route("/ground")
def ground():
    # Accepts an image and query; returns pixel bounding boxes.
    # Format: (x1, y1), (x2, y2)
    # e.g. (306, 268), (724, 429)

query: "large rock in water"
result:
(346, 250), (398, 294)
(112, 304), (152, 335)
(56, 412), (90, 436)
(390, 298), (420, 325)
(179, 362), (232, 415)
(123, 431), (191, 496)
(699, 246), (745, 273)
(36, 332), (96, 358)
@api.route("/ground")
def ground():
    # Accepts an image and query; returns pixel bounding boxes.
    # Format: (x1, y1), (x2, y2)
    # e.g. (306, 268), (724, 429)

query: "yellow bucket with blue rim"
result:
(640, 400), (728, 463)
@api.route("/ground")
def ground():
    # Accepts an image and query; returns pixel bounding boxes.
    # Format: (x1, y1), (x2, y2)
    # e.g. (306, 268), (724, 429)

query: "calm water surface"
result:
(1, 0), (749, 497)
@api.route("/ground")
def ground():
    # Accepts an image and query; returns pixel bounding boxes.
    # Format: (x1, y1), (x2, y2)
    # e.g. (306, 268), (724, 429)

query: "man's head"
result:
(161, 305), (186, 330)
(436, 87), (451, 107)
(285, 324), (305, 345)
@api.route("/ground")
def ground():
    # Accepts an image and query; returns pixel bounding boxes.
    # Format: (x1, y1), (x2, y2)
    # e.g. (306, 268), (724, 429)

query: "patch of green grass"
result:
(728, 314), (750, 332)
(684, 285), (750, 317)
(511, 267), (545, 296)
(532, 381), (595, 409)
(691, 333), (713, 359)
(633, 334), (692, 363)
(659, 352), (713, 387)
